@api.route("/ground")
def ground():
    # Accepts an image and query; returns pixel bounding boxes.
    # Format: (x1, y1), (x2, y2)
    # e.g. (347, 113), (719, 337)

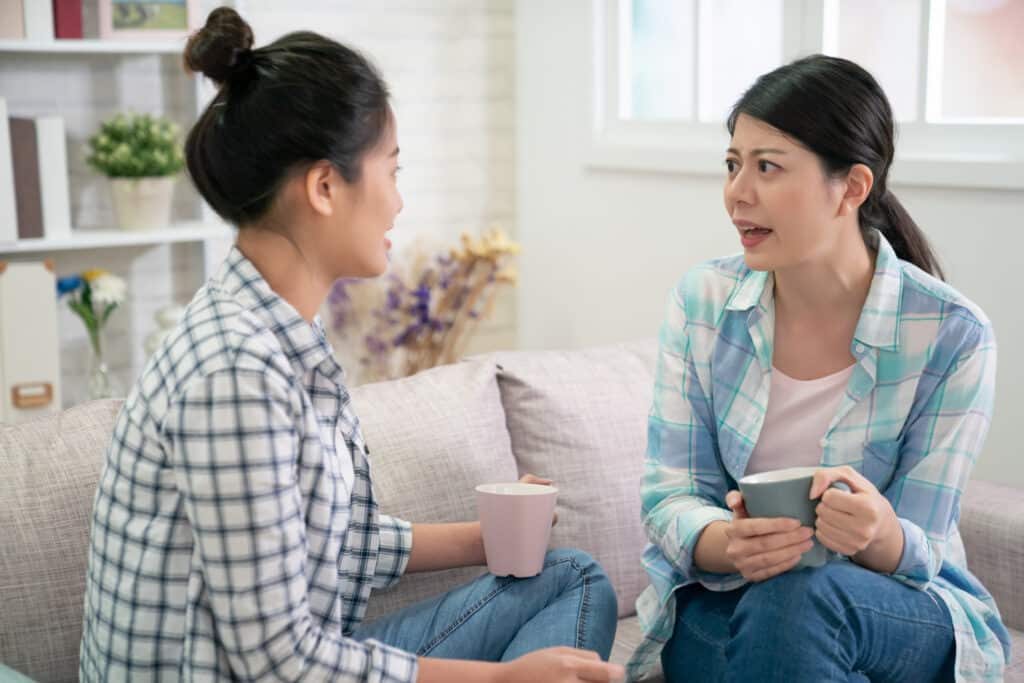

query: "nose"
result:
(724, 164), (756, 211)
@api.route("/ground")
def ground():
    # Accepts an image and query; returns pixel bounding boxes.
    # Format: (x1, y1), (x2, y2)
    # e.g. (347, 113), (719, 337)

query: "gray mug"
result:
(737, 466), (849, 569)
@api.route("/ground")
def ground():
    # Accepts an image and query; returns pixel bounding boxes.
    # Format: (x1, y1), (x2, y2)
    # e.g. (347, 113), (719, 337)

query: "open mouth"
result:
(735, 221), (773, 246)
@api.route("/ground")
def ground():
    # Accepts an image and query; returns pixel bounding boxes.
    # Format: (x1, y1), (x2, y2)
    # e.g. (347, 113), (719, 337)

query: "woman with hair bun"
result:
(79, 8), (622, 682)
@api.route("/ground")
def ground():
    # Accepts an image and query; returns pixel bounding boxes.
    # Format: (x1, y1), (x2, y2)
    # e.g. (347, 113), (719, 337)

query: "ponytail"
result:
(863, 189), (944, 281)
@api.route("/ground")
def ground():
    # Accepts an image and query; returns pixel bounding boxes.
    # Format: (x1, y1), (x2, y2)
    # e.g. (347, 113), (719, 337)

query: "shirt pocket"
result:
(860, 438), (901, 491)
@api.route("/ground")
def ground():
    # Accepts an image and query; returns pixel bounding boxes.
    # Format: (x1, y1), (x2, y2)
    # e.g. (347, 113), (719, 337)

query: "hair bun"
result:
(184, 7), (254, 86)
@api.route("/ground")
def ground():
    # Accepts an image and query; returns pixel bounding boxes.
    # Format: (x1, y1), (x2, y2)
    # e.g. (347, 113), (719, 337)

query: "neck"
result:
(235, 224), (327, 322)
(773, 226), (875, 320)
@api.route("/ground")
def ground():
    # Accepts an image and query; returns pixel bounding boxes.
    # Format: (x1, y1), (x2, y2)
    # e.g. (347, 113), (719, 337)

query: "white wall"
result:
(516, 0), (1024, 486)
(245, 0), (517, 358)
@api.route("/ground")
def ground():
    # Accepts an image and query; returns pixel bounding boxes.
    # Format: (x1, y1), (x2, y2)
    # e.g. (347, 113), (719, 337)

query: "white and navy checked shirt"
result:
(628, 231), (1010, 682)
(80, 247), (417, 682)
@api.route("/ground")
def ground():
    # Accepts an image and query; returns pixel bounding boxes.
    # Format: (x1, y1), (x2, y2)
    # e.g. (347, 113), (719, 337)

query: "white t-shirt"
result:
(745, 363), (856, 475)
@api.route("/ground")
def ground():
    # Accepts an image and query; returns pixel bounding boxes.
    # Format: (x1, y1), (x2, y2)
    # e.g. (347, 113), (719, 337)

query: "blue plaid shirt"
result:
(81, 247), (417, 682)
(628, 231), (1011, 682)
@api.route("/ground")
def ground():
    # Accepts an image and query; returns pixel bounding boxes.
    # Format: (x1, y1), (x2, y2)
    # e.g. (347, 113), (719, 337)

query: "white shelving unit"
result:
(0, 39), (188, 55)
(0, 27), (234, 273)
(0, 222), (233, 255)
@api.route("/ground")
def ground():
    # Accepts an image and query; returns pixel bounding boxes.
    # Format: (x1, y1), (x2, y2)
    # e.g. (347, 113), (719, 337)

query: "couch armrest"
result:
(960, 479), (1024, 631)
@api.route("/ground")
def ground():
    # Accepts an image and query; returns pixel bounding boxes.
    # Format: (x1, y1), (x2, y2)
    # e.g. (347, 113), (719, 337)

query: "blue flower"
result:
(57, 275), (83, 295)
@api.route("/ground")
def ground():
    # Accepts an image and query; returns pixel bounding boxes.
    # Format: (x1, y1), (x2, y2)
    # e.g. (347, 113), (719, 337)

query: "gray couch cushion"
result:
(960, 479), (1024, 632)
(487, 340), (658, 619)
(354, 359), (519, 621)
(0, 399), (123, 683)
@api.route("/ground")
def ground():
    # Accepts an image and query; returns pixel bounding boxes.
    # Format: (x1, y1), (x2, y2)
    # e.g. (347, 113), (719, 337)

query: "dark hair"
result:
(183, 7), (391, 226)
(728, 55), (944, 280)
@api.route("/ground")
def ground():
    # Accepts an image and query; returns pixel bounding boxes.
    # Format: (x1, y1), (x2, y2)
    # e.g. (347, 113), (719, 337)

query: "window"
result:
(591, 0), (1024, 189)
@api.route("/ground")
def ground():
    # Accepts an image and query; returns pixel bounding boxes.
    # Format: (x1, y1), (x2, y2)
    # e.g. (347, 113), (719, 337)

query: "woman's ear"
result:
(839, 163), (874, 217)
(304, 161), (337, 217)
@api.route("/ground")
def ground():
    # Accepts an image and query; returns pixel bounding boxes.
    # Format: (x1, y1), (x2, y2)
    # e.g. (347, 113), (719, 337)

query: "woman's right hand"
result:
(723, 490), (815, 582)
(499, 647), (625, 682)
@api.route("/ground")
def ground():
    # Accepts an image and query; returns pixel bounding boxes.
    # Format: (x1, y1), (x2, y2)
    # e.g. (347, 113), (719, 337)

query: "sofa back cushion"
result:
(487, 341), (658, 618)
(0, 399), (123, 682)
(354, 359), (519, 621)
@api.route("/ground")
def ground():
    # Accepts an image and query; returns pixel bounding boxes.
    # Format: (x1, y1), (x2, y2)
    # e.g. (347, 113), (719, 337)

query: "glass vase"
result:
(87, 326), (118, 400)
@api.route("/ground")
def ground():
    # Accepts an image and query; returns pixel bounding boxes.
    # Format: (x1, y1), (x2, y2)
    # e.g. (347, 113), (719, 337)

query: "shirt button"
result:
(855, 343), (866, 354)
(819, 437), (828, 448)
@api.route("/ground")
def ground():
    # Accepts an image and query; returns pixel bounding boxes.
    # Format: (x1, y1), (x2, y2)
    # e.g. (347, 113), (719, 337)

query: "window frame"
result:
(588, 0), (1024, 190)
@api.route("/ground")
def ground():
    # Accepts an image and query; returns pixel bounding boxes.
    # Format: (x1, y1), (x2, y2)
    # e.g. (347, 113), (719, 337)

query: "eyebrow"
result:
(726, 147), (787, 156)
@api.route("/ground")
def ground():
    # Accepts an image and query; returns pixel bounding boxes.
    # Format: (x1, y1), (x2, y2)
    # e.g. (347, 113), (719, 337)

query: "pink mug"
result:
(476, 482), (558, 577)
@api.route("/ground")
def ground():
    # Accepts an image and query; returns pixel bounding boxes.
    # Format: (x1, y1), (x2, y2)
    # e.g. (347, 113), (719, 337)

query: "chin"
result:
(742, 252), (775, 272)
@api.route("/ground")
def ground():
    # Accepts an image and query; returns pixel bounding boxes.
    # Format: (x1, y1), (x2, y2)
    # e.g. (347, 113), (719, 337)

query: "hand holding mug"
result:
(809, 466), (900, 561)
(723, 490), (816, 582)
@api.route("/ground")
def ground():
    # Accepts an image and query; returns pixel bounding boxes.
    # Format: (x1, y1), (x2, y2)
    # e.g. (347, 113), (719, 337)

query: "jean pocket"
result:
(861, 438), (901, 489)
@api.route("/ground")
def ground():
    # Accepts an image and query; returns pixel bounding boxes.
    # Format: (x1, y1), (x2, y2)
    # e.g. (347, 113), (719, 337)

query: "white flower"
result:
(91, 274), (127, 307)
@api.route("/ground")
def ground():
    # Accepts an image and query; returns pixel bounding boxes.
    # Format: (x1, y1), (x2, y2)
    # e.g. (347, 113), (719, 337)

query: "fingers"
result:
(564, 650), (624, 682)
(818, 487), (862, 515)
(809, 466), (872, 499)
(519, 473), (553, 486)
(727, 516), (802, 539)
(731, 532), (813, 578)
(745, 550), (804, 582)
(815, 516), (868, 555)
(725, 490), (748, 518)
(577, 660), (626, 682)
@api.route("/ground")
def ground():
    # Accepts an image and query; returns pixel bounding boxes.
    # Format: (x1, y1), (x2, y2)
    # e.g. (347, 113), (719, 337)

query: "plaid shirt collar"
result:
(724, 229), (903, 352)
(213, 245), (344, 382)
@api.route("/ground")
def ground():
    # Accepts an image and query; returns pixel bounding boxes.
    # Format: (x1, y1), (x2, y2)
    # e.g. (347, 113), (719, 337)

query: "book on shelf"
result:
(9, 116), (72, 241)
(0, 99), (16, 243)
(0, 0), (25, 39)
(22, 0), (55, 41)
(53, 0), (83, 40)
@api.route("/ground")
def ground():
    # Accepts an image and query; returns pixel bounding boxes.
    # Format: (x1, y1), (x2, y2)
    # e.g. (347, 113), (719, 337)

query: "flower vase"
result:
(87, 327), (118, 400)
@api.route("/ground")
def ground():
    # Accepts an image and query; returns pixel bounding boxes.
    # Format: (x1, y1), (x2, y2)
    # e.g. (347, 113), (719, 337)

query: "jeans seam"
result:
(829, 603), (955, 681)
(576, 559), (591, 650)
(417, 579), (519, 656)
(417, 556), (584, 657)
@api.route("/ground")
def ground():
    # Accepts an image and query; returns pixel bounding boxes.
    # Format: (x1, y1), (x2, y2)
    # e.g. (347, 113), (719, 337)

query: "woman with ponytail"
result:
(630, 55), (1010, 682)
(79, 8), (623, 682)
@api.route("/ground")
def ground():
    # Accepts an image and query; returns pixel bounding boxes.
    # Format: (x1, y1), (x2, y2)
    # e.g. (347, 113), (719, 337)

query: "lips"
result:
(735, 220), (772, 248)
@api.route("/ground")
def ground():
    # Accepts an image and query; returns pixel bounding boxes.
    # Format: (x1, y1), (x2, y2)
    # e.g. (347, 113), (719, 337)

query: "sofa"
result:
(1, 341), (1022, 682)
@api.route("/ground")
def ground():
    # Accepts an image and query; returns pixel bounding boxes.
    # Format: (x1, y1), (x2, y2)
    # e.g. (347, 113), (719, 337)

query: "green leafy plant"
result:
(86, 112), (185, 178)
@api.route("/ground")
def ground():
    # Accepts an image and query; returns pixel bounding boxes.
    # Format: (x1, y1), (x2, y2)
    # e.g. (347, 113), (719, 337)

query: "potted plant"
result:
(86, 112), (185, 231)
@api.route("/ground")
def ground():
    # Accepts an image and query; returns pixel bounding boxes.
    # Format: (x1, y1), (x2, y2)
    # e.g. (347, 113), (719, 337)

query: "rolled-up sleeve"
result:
(166, 367), (418, 683)
(888, 320), (996, 589)
(374, 514), (413, 589)
(642, 281), (745, 592)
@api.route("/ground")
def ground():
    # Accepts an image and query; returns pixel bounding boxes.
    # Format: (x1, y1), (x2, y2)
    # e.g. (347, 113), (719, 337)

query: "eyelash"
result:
(724, 159), (780, 174)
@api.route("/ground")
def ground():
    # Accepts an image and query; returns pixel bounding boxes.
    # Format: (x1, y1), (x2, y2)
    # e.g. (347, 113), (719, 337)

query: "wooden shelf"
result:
(0, 222), (233, 255)
(0, 39), (186, 55)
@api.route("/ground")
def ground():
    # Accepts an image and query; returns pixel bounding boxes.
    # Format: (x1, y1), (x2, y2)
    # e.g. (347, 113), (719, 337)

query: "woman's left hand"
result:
(809, 466), (901, 563)
(518, 473), (558, 526)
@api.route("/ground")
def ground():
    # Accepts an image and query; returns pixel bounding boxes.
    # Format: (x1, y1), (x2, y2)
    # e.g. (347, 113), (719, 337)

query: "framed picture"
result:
(98, 0), (200, 40)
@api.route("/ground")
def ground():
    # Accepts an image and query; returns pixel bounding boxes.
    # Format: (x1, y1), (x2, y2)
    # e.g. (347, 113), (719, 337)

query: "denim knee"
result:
(731, 562), (854, 647)
(544, 549), (618, 621)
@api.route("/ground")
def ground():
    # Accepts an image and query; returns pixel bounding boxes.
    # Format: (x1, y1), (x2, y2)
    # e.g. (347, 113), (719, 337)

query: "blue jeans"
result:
(353, 548), (619, 661)
(662, 560), (956, 683)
